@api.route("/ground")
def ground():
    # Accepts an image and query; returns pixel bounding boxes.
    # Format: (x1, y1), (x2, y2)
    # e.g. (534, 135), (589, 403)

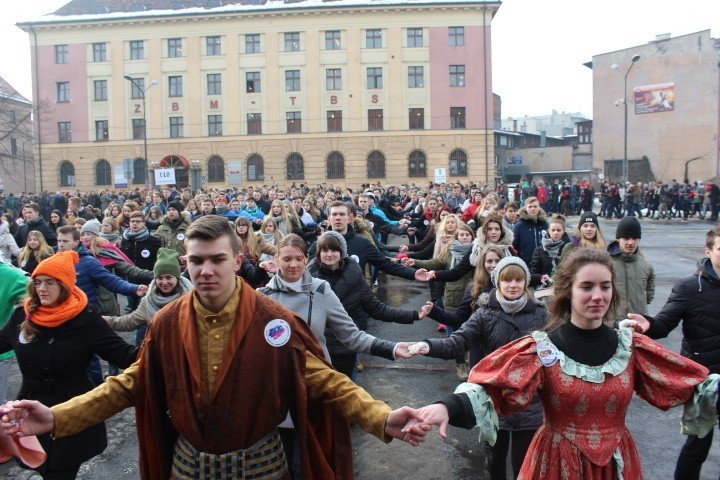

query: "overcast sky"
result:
(2, 0), (719, 119)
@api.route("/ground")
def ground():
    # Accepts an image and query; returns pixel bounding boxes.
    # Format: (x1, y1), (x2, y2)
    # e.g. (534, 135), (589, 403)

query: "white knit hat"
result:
(490, 256), (531, 287)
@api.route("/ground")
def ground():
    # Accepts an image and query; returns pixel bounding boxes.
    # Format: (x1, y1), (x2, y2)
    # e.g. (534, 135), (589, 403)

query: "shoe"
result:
(681, 219), (688, 223)
(456, 363), (469, 380)
(437, 324), (446, 332)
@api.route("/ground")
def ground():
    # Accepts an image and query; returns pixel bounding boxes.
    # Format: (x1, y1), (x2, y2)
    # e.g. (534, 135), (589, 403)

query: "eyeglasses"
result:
(129, 219), (144, 223)
(33, 279), (60, 288)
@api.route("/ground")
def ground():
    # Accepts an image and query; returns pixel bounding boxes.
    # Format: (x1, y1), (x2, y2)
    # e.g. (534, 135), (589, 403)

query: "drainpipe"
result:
(30, 27), (42, 193)
(482, 6), (489, 184)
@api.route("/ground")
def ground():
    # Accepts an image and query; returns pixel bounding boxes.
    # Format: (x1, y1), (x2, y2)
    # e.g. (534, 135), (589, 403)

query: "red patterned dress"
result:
(467, 328), (714, 480)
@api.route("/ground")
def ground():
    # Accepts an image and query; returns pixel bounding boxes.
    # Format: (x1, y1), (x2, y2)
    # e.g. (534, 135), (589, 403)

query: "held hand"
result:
(0, 400), (55, 438)
(540, 274), (551, 286)
(136, 285), (148, 297)
(418, 301), (433, 319)
(401, 258), (415, 267)
(406, 228), (416, 237)
(414, 269), (432, 282)
(179, 255), (187, 265)
(386, 407), (430, 447)
(399, 245), (409, 253)
(394, 342), (414, 359)
(403, 403), (450, 439)
(622, 313), (651, 333)
(259, 260), (279, 274)
(407, 342), (430, 356)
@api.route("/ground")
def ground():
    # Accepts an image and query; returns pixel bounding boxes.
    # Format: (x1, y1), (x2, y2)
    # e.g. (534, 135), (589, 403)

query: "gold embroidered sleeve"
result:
(51, 362), (141, 438)
(304, 351), (392, 442)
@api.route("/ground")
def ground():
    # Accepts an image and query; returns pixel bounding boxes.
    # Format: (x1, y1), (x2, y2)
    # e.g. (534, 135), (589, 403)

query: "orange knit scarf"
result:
(23, 286), (88, 328)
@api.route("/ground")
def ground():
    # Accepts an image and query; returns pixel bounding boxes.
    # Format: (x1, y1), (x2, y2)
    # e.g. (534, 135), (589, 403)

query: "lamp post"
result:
(123, 75), (158, 188)
(611, 54), (641, 184)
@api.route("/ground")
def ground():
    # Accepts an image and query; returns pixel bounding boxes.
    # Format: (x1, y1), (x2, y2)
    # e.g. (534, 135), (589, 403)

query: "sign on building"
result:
(114, 165), (128, 188)
(228, 161), (243, 185)
(634, 83), (675, 114)
(434, 168), (446, 184)
(155, 168), (176, 185)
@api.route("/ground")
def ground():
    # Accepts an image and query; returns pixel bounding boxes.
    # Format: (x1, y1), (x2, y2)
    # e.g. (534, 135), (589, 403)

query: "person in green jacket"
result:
(608, 216), (655, 317)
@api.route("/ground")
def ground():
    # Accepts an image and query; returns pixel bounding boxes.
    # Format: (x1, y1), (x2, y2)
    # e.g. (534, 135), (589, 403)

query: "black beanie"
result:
(615, 217), (641, 239)
(168, 201), (184, 213)
(579, 212), (599, 228)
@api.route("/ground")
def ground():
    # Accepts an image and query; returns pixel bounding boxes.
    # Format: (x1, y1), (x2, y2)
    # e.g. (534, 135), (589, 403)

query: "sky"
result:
(1, 0), (719, 119)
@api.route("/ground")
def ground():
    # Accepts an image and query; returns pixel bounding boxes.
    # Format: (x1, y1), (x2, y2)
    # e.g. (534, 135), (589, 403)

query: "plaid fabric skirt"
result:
(170, 430), (288, 479)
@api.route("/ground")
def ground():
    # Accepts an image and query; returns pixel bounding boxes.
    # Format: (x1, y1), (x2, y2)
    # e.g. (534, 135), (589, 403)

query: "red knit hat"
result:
(32, 250), (79, 289)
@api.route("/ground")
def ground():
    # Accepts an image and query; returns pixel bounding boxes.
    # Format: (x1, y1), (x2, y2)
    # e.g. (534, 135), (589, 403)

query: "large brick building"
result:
(18, 0), (500, 192)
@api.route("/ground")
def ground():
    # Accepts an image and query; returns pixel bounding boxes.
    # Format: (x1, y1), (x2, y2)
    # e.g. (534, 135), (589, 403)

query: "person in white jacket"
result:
(0, 219), (21, 265)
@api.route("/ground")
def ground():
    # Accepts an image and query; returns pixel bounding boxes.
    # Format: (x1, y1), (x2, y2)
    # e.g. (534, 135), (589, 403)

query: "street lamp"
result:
(611, 53), (641, 184)
(123, 75), (158, 188)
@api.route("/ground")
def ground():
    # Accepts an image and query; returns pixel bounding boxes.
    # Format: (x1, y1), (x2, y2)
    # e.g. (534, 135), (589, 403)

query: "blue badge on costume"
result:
(265, 319), (291, 347)
(536, 339), (559, 367)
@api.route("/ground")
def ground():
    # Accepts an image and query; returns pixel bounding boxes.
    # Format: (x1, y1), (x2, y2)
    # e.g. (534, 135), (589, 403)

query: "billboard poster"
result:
(634, 83), (674, 114)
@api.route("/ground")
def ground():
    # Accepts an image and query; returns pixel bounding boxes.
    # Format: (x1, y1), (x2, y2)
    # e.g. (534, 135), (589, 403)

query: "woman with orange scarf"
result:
(0, 250), (138, 479)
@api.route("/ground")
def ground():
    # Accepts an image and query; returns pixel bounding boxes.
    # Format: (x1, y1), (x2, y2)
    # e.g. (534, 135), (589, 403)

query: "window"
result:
(132, 118), (146, 140)
(94, 80), (108, 101)
(408, 150), (427, 177)
(95, 120), (109, 141)
(169, 117), (184, 138)
(55, 45), (68, 64)
(208, 155), (225, 182)
(286, 153), (304, 180)
(449, 149), (468, 176)
(247, 113), (262, 135)
(367, 67), (383, 89)
(59, 161), (75, 187)
(326, 69), (341, 90)
(130, 40), (144, 60)
(9, 111), (16, 124)
(449, 27), (465, 46)
(450, 107), (466, 129)
(407, 28), (423, 47)
(169, 76), (183, 97)
(326, 152), (345, 179)
(368, 109), (383, 131)
(367, 150), (386, 178)
(366, 29), (382, 49)
(10, 138), (17, 156)
(207, 73), (222, 95)
(285, 70), (301, 92)
(408, 66), (424, 88)
(245, 34), (260, 54)
(246, 72), (261, 93)
(327, 111), (342, 132)
(57, 82), (70, 103)
(93, 43), (107, 62)
(208, 115), (223, 136)
(450, 65), (465, 87)
(206, 36), (221, 55)
(409, 108), (425, 130)
(130, 77), (145, 99)
(286, 112), (301, 133)
(247, 154), (264, 181)
(284, 33), (300, 52)
(58, 122), (72, 143)
(325, 30), (341, 50)
(132, 158), (146, 185)
(95, 159), (112, 185)
(168, 38), (183, 57)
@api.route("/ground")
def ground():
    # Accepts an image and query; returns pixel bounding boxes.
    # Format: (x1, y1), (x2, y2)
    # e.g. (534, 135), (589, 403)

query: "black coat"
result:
(0, 306), (138, 471)
(120, 233), (161, 272)
(646, 258), (720, 373)
(529, 237), (570, 287)
(15, 216), (57, 248)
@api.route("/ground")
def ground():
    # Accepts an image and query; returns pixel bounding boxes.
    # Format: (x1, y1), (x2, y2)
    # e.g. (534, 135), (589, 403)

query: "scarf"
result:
(449, 241), (472, 269)
(123, 226), (150, 242)
(24, 286), (88, 328)
(542, 237), (564, 259)
(101, 232), (121, 244)
(469, 239), (513, 266)
(95, 243), (135, 267)
(495, 291), (528, 315)
(145, 276), (194, 317)
(434, 233), (454, 258)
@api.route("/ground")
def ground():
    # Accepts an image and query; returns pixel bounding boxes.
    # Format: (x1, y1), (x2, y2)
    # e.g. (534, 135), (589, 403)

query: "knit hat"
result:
(320, 230), (348, 258)
(32, 250), (79, 289)
(153, 248), (181, 279)
(168, 201), (184, 213)
(579, 212), (599, 228)
(615, 217), (641, 239)
(490, 256), (531, 288)
(80, 219), (101, 237)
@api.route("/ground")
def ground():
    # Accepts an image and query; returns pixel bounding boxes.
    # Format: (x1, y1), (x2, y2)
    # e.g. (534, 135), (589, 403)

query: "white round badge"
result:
(18, 331), (29, 344)
(265, 319), (291, 347)
(536, 339), (559, 367)
(423, 220), (429, 226)
(141, 249), (151, 258)
(176, 233), (185, 241)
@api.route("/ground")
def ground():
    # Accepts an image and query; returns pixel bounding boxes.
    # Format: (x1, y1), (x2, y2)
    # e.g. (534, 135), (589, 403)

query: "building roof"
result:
(19, 0), (499, 25)
(0, 76), (31, 105)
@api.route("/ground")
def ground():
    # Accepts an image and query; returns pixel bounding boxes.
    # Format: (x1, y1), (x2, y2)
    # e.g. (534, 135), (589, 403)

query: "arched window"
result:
(95, 159), (111, 186)
(326, 151), (345, 179)
(449, 149), (468, 176)
(286, 153), (304, 180)
(247, 154), (264, 181)
(367, 150), (385, 178)
(408, 150), (427, 178)
(208, 155), (225, 182)
(133, 158), (146, 185)
(59, 161), (75, 187)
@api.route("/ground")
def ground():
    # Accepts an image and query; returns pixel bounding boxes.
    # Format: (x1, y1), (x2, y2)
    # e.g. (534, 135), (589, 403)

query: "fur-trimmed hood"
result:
(517, 206), (548, 223)
(469, 222), (515, 266)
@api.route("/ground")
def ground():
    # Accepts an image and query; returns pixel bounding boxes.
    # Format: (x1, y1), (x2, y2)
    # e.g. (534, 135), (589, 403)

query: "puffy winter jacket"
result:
(512, 209), (549, 266)
(607, 241), (655, 316)
(646, 258), (720, 373)
(76, 246), (139, 307)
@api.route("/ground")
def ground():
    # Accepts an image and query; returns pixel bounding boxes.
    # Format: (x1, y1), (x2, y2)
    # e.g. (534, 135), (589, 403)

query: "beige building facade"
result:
(19, 0), (500, 192)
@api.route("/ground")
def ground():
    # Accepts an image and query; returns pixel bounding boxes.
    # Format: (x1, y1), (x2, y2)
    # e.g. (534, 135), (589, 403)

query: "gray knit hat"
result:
(80, 219), (101, 237)
(320, 230), (348, 258)
(490, 256), (531, 287)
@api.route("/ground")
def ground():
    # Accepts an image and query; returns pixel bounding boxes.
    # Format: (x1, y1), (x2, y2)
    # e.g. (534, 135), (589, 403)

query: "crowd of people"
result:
(0, 177), (717, 480)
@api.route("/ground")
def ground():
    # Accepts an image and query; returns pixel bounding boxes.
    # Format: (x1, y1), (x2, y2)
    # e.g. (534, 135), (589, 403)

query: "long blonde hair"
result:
(437, 222), (474, 264)
(574, 220), (607, 250)
(18, 231), (54, 267)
